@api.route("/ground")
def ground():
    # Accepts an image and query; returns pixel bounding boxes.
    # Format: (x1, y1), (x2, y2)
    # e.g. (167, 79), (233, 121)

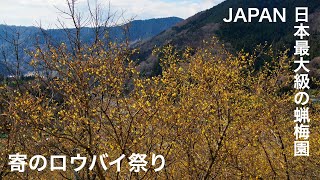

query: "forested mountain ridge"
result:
(135, 0), (320, 75)
(0, 17), (183, 76)
(139, 0), (320, 54)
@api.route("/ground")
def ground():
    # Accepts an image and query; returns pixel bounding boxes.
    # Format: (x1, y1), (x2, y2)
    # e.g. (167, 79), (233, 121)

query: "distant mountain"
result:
(43, 17), (183, 45)
(0, 17), (183, 76)
(136, 0), (320, 75)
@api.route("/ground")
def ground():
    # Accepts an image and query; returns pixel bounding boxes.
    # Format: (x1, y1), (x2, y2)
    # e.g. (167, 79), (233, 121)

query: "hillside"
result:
(136, 0), (320, 75)
(0, 17), (183, 76)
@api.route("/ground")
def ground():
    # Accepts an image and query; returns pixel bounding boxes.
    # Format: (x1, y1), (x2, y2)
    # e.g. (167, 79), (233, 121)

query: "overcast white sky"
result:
(0, 0), (224, 28)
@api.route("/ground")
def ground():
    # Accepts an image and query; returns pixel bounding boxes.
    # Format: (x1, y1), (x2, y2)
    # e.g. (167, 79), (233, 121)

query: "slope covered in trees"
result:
(135, 0), (320, 75)
(139, 0), (320, 54)
(0, 17), (182, 76)
(1, 36), (320, 179)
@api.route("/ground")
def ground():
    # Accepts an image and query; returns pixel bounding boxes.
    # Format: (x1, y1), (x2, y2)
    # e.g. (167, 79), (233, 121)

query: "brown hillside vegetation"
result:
(0, 38), (319, 179)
